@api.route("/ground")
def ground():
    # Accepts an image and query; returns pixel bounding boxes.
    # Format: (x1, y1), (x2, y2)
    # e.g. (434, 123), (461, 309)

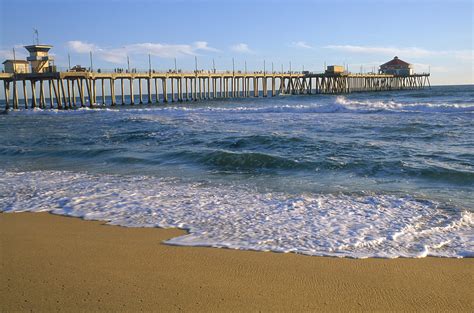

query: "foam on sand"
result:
(1, 170), (472, 258)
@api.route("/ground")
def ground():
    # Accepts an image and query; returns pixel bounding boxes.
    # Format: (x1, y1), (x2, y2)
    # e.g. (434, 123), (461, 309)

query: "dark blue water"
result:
(1, 85), (473, 258)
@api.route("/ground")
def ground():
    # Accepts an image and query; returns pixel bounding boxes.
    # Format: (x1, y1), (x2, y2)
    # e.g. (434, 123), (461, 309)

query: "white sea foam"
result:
(5, 95), (473, 116)
(334, 96), (474, 113)
(1, 170), (472, 258)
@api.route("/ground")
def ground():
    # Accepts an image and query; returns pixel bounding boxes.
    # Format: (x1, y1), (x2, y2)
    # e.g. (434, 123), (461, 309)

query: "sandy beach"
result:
(1, 212), (472, 312)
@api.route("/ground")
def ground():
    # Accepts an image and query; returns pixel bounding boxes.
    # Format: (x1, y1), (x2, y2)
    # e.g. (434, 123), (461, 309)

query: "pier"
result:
(0, 71), (430, 110)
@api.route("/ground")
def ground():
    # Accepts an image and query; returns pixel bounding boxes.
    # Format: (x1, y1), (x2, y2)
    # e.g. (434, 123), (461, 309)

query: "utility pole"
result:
(194, 56), (198, 72)
(68, 53), (71, 70)
(148, 54), (151, 73)
(127, 55), (130, 73)
(271, 62), (274, 74)
(232, 58), (235, 74)
(90, 51), (93, 72)
(213, 58), (215, 73)
(12, 48), (16, 74)
(289, 61), (292, 73)
(245, 61), (247, 74)
(174, 57), (177, 72)
(263, 60), (266, 74)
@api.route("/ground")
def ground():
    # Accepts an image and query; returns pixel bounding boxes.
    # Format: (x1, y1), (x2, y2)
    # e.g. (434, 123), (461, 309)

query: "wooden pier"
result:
(0, 71), (430, 110)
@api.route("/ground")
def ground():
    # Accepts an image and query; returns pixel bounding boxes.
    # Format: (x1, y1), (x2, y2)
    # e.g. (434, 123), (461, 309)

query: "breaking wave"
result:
(4, 94), (474, 116)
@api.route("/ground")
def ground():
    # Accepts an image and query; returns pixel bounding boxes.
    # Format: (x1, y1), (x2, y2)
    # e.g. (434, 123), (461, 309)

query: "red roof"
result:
(380, 56), (411, 68)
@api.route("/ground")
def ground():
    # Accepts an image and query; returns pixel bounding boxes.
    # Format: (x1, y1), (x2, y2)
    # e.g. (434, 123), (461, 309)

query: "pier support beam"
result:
(185, 78), (189, 101)
(13, 80), (18, 109)
(52, 79), (62, 109)
(147, 78), (152, 104)
(31, 81), (37, 109)
(3, 81), (10, 111)
(199, 78), (202, 100)
(110, 79), (116, 106)
(130, 78), (134, 105)
(253, 77), (258, 97)
(39, 80), (45, 109)
(138, 78), (143, 104)
(67, 79), (72, 108)
(219, 77), (224, 98)
(162, 78), (168, 102)
(213, 78), (217, 98)
(171, 78), (175, 102)
(72, 80), (76, 107)
(207, 77), (211, 99)
(78, 79), (84, 107)
(23, 80), (28, 109)
(121, 79), (125, 105)
(193, 77), (197, 101)
(85, 79), (92, 108)
(263, 77), (267, 97)
(101, 79), (106, 105)
(49, 80), (54, 108)
(92, 79), (97, 105)
(60, 79), (67, 109)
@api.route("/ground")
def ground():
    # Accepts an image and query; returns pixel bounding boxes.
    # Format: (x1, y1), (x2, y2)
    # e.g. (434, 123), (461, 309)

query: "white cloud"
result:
(453, 50), (474, 61)
(324, 44), (474, 61)
(0, 44), (28, 60)
(412, 63), (449, 73)
(193, 41), (220, 52)
(0, 49), (13, 59)
(324, 45), (433, 57)
(291, 41), (313, 49)
(66, 40), (219, 64)
(67, 40), (99, 54)
(230, 43), (253, 53)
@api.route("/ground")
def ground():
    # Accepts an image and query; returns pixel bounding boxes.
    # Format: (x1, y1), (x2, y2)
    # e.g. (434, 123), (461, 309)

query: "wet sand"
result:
(1, 212), (473, 312)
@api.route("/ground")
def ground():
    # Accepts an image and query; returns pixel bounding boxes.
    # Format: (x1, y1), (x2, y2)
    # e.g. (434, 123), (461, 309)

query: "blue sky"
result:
(1, 0), (472, 84)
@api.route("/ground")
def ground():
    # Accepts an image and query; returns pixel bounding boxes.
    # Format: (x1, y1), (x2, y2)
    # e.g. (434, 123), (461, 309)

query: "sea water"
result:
(1, 85), (473, 258)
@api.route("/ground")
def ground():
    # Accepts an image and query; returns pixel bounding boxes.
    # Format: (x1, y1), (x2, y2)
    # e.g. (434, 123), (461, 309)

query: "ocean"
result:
(1, 85), (473, 258)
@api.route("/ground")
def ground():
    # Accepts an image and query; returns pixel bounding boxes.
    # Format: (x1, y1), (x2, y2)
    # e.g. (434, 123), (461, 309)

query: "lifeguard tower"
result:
(24, 44), (54, 73)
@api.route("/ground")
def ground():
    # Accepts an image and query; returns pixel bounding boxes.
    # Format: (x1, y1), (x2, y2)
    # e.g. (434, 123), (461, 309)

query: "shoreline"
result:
(1, 212), (473, 312)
